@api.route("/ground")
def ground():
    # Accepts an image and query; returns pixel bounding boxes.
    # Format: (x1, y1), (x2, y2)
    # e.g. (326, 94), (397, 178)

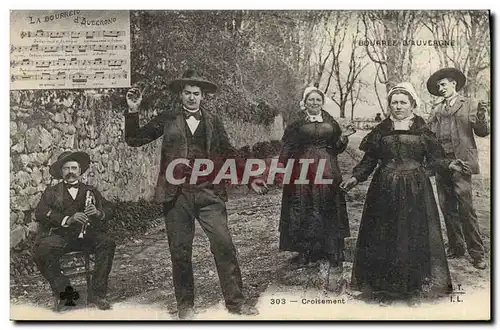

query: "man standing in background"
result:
(426, 67), (489, 269)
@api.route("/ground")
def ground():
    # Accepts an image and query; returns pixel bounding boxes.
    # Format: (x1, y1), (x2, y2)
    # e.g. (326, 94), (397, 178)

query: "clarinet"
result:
(79, 191), (93, 239)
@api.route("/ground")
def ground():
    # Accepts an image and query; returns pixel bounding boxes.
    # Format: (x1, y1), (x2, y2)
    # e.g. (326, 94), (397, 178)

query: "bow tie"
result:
(64, 182), (80, 189)
(307, 115), (323, 123)
(184, 110), (202, 120)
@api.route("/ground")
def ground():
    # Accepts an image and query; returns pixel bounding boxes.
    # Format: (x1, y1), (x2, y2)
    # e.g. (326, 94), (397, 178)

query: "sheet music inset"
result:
(10, 10), (131, 90)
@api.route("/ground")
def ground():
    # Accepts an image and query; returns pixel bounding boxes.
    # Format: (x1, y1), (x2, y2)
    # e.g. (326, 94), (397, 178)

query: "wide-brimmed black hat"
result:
(168, 69), (218, 94)
(426, 67), (466, 96)
(49, 151), (90, 179)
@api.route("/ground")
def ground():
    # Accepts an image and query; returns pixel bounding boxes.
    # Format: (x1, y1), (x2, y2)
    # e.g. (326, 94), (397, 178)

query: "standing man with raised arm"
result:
(124, 69), (267, 319)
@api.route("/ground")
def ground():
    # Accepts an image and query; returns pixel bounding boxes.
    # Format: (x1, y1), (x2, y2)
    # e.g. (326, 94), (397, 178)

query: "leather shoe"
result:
(407, 297), (421, 307)
(89, 296), (111, 310)
(446, 249), (465, 259)
(473, 259), (487, 269)
(52, 296), (71, 312)
(289, 253), (309, 269)
(178, 306), (195, 320)
(378, 297), (392, 307)
(228, 304), (259, 316)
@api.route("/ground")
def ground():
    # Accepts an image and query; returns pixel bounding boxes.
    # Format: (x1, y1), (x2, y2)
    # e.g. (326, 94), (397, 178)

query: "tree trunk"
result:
(339, 101), (347, 118)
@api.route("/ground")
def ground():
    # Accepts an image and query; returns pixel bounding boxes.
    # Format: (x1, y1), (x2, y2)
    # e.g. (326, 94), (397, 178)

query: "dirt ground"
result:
(10, 131), (491, 320)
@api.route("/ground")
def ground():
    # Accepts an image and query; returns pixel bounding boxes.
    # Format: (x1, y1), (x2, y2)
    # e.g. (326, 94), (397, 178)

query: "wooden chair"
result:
(60, 251), (95, 304)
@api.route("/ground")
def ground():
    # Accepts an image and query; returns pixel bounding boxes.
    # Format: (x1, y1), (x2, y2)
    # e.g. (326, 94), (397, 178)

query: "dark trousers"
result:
(33, 231), (116, 297)
(435, 170), (484, 260)
(163, 186), (244, 310)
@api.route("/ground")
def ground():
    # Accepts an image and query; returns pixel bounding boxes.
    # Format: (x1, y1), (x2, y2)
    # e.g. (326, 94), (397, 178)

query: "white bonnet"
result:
(300, 86), (323, 110)
(387, 82), (421, 108)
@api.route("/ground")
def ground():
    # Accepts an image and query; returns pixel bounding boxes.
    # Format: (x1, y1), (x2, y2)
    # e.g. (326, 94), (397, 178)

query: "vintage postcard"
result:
(9, 9), (491, 321)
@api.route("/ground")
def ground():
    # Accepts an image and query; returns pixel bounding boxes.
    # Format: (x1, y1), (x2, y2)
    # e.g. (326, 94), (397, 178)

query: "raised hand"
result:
(477, 101), (488, 120)
(126, 87), (144, 112)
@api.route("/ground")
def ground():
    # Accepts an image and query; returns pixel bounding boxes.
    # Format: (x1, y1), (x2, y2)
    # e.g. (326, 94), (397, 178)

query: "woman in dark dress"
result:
(340, 82), (464, 306)
(277, 88), (354, 269)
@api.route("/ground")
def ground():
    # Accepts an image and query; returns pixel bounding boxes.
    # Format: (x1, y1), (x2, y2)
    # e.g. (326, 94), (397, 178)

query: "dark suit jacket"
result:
(124, 105), (244, 203)
(427, 95), (490, 174)
(34, 182), (113, 239)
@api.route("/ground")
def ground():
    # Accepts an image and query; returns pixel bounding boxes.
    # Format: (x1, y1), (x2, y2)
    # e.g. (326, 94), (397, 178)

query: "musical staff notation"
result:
(11, 44), (127, 53)
(20, 30), (127, 39)
(11, 71), (128, 83)
(11, 11), (131, 90)
(10, 58), (127, 68)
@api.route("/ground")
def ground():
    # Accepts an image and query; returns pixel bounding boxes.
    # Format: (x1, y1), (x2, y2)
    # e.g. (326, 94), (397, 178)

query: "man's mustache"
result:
(64, 173), (78, 179)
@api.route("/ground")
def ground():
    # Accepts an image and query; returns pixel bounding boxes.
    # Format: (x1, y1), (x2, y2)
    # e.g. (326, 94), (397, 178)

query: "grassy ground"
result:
(10, 131), (491, 320)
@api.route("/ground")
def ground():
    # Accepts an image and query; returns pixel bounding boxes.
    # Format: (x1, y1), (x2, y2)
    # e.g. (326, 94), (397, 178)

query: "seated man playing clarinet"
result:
(32, 150), (116, 312)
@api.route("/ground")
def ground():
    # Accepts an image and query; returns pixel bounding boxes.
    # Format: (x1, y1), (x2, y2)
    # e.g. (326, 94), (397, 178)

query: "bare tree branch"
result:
(373, 64), (387, 115)
(362, 13), (387, 66)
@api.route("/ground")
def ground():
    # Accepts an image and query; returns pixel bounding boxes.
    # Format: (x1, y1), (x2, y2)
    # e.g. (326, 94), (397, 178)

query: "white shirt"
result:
(61, 181), (79, 227)
(391, 113), (415, 130)
(66, 182), (79, 200)
(445, 94), (459, 108)
(184, 107), (201, 134)
(305, 111), (324, 123)
(60, 181), (104, 227)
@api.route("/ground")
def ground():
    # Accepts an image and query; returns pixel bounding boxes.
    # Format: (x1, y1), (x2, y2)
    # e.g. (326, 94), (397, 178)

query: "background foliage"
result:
(121, 10), (306, 126)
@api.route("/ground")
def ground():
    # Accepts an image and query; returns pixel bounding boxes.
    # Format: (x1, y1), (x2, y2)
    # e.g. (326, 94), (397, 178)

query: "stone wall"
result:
(10, 89), (279, 249)
(10, 89), (163, 249)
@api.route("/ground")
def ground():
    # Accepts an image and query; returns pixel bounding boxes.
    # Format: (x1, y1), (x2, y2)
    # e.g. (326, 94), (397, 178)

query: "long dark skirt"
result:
(279, 183), (350, 263)
(351, 165), (453, 298)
